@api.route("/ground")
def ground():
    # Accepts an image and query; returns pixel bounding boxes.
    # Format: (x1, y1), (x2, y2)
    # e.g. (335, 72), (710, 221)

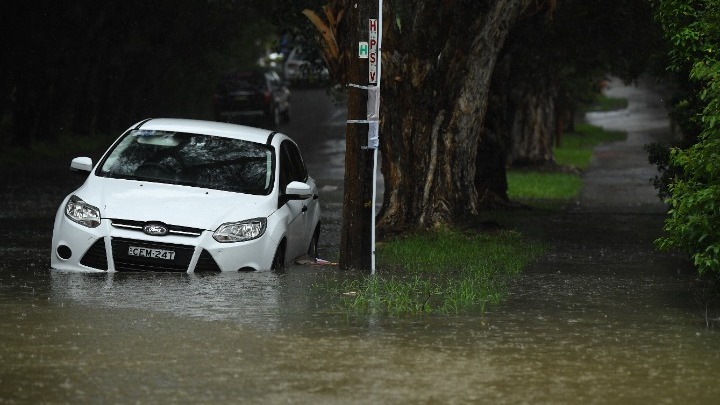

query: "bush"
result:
(657, 61), (720, 274)
(654, 1), (720, 274)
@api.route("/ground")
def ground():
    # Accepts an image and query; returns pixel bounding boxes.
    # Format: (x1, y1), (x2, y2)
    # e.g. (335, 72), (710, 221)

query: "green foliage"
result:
(504, 0), (661, 122)
(644, 141), (677, 200)
(654, 0), (720, 274)
(657, 140), (720, 273)
(327, 229), (543, 316)
(654, 0), (720, 73)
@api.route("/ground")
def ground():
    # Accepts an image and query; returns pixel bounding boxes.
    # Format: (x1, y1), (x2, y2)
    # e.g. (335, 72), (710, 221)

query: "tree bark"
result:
(508, 83), (556, 166)
(378, 0), (535, 235)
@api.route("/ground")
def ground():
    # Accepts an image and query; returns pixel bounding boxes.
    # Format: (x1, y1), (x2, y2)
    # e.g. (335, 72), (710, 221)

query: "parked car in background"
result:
(283, 47), (330, 86)
(51, 118), (321, 273)
(213, 69), (291, 128)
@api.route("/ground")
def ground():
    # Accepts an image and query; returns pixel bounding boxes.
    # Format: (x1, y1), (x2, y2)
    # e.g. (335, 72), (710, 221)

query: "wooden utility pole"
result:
(339, 0), (375, 272)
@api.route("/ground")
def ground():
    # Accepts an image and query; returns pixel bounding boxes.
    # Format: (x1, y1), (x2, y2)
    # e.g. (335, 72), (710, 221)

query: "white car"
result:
(51, 118), (321, 272)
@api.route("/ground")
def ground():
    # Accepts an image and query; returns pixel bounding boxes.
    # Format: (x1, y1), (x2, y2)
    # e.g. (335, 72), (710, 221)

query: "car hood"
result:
(76, 177), (276, 229)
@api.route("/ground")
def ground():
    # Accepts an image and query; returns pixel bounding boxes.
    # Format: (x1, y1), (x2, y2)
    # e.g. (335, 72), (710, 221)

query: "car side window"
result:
(279, 144), (293, 193)
(282, 140), (307, 183)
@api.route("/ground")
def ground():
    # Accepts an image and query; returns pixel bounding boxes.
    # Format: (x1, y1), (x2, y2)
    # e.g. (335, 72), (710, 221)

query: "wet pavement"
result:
(2, 82), (720, 404)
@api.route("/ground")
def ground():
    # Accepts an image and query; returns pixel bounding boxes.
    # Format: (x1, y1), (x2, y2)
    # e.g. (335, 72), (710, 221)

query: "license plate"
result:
(128, 246), (176, 260)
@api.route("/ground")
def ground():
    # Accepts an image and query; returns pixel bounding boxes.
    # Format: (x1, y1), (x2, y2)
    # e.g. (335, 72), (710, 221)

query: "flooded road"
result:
(2, 82), (720, 404)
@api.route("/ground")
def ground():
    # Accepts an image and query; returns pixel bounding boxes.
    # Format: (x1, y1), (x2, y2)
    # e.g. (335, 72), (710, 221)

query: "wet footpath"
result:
(2, 82), (720, 404)
(488, 77), (720, 404)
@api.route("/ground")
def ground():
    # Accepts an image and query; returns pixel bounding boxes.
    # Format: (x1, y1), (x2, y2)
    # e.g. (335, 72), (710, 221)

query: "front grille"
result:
(80, 238), (108, 271)
(111, 219), (203, 237)
(194, 250), (222, 272)
(111, 237), (194, 272)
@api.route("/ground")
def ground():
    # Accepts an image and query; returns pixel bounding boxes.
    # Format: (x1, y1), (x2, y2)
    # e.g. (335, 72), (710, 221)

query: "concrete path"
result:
(581, 77), (675, 213)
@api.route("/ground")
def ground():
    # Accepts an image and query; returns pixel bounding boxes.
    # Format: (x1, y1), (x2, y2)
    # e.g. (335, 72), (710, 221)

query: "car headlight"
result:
(64, 195), (101, 228)
(213, 218), (267, 243)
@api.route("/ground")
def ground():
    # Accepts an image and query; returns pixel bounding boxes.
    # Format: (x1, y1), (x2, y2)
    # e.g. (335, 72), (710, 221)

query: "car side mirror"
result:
(70, 157), (93, 173)
(285, 181), (312, 200)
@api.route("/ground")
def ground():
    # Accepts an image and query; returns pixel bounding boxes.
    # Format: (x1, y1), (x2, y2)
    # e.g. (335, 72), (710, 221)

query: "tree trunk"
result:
(378, 0), (534, 235)
(508, 84), (556, 166)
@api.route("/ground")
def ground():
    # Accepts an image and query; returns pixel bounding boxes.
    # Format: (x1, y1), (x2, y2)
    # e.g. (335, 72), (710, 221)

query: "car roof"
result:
(132, 118), (279, 145)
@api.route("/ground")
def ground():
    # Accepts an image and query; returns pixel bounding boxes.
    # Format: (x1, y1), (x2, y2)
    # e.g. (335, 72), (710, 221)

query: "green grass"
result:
(322, 228), (544, 316)
(506, 171), (582, 200)
(507, 123), (627, 201)
(555, 123), (626, 169)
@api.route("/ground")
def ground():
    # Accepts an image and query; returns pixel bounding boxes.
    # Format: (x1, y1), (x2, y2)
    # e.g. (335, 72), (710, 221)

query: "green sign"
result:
(358, 42), (369, 59)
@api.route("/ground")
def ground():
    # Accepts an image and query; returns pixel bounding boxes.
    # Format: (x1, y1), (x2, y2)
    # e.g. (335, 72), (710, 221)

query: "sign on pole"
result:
(368, 19), (378, 84)
(369, 13), (381, 275)
(358, 41), (369, 58)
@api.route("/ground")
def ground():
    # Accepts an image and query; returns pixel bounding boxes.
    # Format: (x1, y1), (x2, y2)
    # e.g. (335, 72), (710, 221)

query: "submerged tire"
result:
(271, 241), (286, 271)
(307, 224), (320, 259)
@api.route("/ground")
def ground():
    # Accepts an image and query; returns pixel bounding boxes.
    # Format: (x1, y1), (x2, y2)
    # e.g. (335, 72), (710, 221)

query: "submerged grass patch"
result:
(326, 228), (543, 316)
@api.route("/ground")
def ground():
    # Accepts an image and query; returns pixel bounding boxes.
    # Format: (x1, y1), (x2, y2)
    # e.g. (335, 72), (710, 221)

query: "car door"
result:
(287, 142), (318, 245)
(279, 140), (310, 260)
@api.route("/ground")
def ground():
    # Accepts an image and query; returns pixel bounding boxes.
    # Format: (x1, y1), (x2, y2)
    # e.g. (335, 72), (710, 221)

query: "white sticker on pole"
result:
(368, 19), (378, 84)
(367, 86), (379, 149)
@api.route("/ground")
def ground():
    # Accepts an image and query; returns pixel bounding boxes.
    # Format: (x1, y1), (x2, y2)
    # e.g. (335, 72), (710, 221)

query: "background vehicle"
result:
(51, 118), (320, 273)
(283, 48), (330, 87)
(213, 69), (291, 128)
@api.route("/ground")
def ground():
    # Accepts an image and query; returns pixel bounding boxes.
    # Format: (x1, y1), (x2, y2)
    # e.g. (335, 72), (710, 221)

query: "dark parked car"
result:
(213, 69), (291, 128)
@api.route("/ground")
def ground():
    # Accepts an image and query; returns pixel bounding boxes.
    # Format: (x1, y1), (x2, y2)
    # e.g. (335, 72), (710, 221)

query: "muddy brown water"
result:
(2, 82), (720, 404)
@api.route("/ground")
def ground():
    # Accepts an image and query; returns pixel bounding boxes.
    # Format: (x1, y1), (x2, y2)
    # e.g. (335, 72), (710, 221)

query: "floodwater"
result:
(2, 82), (720, 404)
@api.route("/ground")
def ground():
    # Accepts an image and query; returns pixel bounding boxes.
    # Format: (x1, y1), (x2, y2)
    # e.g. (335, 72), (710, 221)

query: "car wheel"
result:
(271, 241), (286, 271)
(308, 224), (320, 259)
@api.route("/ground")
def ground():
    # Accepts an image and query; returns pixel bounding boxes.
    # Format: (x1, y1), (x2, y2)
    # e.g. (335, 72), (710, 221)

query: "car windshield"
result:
(97, 130), (274, 195)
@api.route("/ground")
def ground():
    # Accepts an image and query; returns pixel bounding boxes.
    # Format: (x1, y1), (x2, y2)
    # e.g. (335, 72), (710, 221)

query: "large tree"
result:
(493, 0), (661, 167)
(377, 0), (550, 234)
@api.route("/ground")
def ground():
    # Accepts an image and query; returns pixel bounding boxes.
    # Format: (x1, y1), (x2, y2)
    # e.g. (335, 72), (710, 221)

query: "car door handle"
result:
(302, 205), (308, 213)
(313, 194), (319, 200)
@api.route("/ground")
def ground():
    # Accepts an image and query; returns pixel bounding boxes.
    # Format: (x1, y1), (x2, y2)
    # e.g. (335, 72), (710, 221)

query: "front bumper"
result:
(50, 214), (278, 272)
